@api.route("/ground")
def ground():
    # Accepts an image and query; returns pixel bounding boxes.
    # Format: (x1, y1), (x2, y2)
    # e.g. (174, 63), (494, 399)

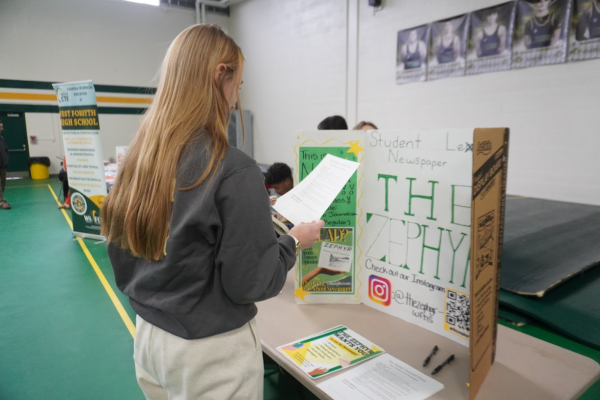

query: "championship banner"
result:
(396, 24), (430, 84)
(53, 80), (107, 240)
(427, 14), (469, 80)
(467, 2), (517, 75)
(513, 0), (572, 69)
(569, 0), (600, 61)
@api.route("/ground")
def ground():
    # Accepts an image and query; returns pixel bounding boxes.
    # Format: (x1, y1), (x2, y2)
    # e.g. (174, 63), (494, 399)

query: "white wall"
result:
(25, 113), (63, 174)
(98, 114), (142, 164)
(356, 0), (600, 206)
(0, 0), (195, 85)
(25, 113), (141, 174)
(230, 0), (600, 206)
(0, 0), (230, 169)
(230, 0), (348, 166)
(205, 11), (231, 33)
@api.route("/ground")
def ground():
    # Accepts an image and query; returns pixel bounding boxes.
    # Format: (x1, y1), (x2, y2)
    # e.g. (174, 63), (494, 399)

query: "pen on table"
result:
(431, 354), (455, 375)
(423, 345), (438, 367)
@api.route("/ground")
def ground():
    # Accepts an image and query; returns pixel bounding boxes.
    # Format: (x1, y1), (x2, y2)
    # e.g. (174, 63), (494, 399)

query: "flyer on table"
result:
(277, 326), (384, 379)
(318, 353), (445, 400)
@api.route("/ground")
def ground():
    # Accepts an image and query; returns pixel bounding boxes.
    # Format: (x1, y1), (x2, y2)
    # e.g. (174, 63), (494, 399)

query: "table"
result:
(256, 270), (600, 400)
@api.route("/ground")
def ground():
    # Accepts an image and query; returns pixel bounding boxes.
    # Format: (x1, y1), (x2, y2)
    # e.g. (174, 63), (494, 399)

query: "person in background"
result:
(265, 162), (293, 196)
(0, 119), (11, 210)
(353, 121), (378, 131)
(265, 162), (294, 230)
(58, 156), (70, 209)
(317, 115), (348, 130)
(475, 8), (508, 57)
(435, 21), (461, 64)
(101, 24), (323, 400)
(576, 0), (600, 40)
(400, 29), (427, 69)
(524, 0), (562, 49)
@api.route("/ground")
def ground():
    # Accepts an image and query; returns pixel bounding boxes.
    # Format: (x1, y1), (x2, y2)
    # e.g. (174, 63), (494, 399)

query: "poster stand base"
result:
(72, 231), (106, 242)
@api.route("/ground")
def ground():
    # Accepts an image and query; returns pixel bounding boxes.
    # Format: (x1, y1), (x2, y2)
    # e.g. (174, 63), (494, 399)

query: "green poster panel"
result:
(298, 147), (358, 295)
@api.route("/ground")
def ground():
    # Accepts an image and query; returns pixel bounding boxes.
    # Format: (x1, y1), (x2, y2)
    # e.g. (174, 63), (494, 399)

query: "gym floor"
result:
(0, 178), (598, 399)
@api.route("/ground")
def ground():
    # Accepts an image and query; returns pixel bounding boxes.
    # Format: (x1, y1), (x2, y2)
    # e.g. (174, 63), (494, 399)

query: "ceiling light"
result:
(123, 0), (160, 6)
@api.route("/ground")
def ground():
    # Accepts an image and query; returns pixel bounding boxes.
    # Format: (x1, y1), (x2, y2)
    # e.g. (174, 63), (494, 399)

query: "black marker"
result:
(431, 354), (455, 375)
(422, 345), (438, 367)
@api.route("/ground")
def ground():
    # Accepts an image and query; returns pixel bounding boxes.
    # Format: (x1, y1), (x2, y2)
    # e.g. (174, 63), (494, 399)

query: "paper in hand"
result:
(273, 154), (360, 226)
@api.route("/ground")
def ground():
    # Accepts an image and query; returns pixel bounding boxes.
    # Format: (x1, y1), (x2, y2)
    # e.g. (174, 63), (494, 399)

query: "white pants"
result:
(134, 315), (264, 400)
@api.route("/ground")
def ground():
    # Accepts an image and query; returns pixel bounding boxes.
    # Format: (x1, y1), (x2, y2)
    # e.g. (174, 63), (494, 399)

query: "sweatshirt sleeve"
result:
(215, 165), (297, 304)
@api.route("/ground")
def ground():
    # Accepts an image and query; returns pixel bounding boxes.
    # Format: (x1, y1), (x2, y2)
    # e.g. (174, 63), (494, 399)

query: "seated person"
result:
(317, 115), (348, 130)
(265, 162), (293, 196)
(58, 157), (71, 209)
(265, 162), (294, 229)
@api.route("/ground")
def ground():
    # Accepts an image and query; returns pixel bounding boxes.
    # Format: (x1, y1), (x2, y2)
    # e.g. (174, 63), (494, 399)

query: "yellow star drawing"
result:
(294, 285), (310, 302)
(347, 140), (364, 158)
(297, 135), (301, 140)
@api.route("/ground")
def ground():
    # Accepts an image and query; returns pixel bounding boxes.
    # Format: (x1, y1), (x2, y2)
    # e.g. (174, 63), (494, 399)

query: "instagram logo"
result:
(368, 275), (391, 306)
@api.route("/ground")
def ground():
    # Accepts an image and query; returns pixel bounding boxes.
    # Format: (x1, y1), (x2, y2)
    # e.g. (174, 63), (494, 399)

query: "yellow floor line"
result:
(48, 185), (73, 230)
(47, 184), (136, 338)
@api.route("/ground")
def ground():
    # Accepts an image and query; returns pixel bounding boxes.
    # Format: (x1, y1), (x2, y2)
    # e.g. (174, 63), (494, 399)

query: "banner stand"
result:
(53, 80), (107, 240)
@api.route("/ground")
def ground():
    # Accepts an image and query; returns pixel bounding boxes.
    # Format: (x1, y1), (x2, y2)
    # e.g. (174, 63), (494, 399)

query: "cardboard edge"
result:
(469, 128), (509, 400)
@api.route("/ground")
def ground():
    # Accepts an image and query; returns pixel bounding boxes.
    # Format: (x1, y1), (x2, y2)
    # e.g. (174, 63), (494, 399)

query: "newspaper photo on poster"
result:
(569, 0), (600, 61)
(301, 227), (355, 293)
(513, 0), (571, 68)
(396, 24), (430, 84)
(428, 14), (469, 80)
(467, 2), (516, 75)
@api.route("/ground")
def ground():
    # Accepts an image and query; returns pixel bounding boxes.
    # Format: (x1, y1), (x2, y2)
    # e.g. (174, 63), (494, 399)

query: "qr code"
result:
(445, 289), (470, 333)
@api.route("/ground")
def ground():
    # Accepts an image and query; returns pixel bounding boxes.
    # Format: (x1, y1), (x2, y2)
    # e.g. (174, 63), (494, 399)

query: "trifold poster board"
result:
(292, 128), (509, 400)
(53, 80), (107, 240)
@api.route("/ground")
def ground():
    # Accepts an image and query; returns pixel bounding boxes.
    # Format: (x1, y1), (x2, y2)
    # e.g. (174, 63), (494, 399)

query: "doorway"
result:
(0, 112), (30, 177)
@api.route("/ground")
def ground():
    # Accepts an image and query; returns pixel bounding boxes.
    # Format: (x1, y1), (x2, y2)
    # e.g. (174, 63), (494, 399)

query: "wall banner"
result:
(569, 0), (600, 61)
(467, 2), (517, 75)
(513, 0), (572, 68)
(396, 24), (430, 84)
(428, 14), (470, 80)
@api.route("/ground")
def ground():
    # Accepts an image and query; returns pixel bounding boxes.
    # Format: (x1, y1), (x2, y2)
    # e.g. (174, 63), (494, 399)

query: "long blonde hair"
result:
(101, 24), (243, 261)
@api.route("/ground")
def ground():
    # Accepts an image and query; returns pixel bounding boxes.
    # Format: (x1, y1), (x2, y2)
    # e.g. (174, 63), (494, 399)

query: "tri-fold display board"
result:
(292, 128), (509, 399)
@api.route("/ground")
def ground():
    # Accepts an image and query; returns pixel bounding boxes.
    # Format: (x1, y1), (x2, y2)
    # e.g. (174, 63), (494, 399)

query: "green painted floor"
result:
(0, 179), (141, 400)
(0, 178), (598, 399)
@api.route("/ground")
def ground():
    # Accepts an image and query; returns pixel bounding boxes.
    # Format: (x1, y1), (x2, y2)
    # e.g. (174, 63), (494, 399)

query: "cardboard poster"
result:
(290, 128), (509, 400)
(427, 14), (469, 80)
(396, 24), (430, 84)
(569, 0), (600, 61)
(359, 130), (473, 346)
(467, 2), (517, 75)
(512, 0), (572, 68)
(53, 80), (107, 240)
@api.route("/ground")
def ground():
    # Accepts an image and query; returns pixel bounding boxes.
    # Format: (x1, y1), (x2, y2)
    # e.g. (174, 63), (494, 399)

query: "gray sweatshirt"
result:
(107, 136), (297, 340)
